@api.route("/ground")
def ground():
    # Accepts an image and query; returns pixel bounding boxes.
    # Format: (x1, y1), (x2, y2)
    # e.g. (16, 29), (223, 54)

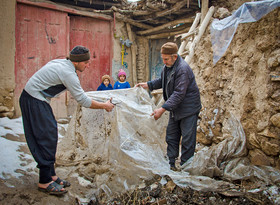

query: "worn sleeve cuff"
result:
(147, 81), (153, 91)
(162, 103), (171, 111)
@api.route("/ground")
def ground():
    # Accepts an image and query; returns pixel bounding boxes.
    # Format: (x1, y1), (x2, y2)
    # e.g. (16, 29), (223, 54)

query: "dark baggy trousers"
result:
(166, 113), (199, 166)
(19, 90), (58, 183)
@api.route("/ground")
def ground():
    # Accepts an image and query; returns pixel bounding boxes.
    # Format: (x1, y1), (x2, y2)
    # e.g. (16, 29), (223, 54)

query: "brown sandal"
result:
(38, 182), (67, 195)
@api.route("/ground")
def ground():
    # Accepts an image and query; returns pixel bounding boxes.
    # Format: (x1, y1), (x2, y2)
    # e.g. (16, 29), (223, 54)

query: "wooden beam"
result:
(181, 50), (189, 57)
(185, 6), (215, 64)
(201, 0), (209, 22)
(181, 29), (197, 40)
(147, 27), (190, 39)
(165, 0), (178, 4)
(115, 12), (153, 30)
(160, 0), (199, 9)
(132, 10), (152, 16)
(144, 38), (149, 82)
(155, 0), (188, 18)
(126, 23), (137, 85)
(178, 13), (200, 55)
(77, 0), (120, 7)
(146, 2), (162, 11)
(17, 0), (112, 21)
(137, 18), (193, 35)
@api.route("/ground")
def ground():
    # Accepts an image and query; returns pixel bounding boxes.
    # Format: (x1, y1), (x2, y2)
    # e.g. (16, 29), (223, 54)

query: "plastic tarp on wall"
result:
(211, 0), (280, 64)
(57, 87), (280, 202)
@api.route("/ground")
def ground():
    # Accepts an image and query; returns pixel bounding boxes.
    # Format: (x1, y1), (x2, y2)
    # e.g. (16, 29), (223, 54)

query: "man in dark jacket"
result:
(137, 42), (201, 171)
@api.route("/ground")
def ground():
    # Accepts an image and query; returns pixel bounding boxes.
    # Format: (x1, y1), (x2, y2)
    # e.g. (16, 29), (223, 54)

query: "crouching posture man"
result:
(20, 46), (114, 195)
(137, 42), (201, 171)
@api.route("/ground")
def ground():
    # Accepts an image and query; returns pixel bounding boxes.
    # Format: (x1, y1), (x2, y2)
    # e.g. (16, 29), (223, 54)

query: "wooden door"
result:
(70, 15), (113, 91)
(15, 3), (69, 118)
(15, 3), (113, 118)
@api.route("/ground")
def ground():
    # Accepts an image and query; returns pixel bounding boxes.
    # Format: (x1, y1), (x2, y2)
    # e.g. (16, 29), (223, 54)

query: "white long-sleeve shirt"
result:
(24, 59), (92, 108)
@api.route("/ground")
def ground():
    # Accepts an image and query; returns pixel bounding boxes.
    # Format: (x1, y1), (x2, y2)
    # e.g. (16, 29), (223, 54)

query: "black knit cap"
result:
(69, 46), (90, 62)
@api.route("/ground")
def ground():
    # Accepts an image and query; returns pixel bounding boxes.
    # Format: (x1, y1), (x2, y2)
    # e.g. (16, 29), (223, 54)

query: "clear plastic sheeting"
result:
(57, 87), (280, 202)
(180, 114), (280, 188)
(210, 0), (280, 65)
(57, 87), (169, 196)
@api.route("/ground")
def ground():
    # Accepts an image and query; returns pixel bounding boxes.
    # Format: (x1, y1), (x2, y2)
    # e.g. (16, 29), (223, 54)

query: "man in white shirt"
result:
(20, 46), (114, 195)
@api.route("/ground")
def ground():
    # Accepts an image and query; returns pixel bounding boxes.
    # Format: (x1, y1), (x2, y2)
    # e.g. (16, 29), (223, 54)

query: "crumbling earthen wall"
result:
(135, 36), (149, 83)
(211, 0), (249, 11)
(0, 0), (16, 118)
(191, 8), (280, 169)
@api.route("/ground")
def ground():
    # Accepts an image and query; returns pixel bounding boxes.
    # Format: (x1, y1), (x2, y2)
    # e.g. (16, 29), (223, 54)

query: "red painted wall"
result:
(15, 2), (113, 117)
(15, 3), (69, 97)
(15, 3), (69, 117)
(70, 16), (112, 91)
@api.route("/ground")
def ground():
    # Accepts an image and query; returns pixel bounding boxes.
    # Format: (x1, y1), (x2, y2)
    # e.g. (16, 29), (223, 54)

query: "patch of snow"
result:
(0, 117), (67, 180)
(0, 117), (24, 137)
(0, 137), (36, 179)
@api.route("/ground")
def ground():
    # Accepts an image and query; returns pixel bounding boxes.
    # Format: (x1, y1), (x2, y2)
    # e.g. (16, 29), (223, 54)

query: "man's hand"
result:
(151, 107), (166, 120)
(104, 98), (114, 112)
(136, 82), (148, 89)
(90, 97), (114, 112)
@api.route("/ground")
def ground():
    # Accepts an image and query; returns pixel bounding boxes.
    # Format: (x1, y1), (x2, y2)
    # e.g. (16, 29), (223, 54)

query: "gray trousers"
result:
(166, 113), (199, 166)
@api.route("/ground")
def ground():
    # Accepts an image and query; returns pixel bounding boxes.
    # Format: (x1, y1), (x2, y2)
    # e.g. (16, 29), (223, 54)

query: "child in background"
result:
(97, 74), (113, 91)
(114, 69), (131, 89)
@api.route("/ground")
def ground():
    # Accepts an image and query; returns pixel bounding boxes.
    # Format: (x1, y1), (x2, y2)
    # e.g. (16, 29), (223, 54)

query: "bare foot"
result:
(38, 181), (53, 189)
(51, 176), (58, 182)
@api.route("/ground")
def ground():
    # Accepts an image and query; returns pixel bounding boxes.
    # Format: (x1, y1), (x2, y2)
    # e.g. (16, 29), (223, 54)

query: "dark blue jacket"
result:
(148, 55), (201, 120)
(97, 83), (113, 91)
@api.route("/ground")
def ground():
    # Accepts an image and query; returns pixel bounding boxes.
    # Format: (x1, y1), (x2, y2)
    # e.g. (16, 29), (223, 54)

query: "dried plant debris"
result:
(85, 175), (273, 205)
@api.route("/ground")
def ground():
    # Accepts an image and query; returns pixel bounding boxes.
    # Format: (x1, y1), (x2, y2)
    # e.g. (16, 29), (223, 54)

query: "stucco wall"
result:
(0, 0), (16, 118)
(112, 20), (134, 87)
